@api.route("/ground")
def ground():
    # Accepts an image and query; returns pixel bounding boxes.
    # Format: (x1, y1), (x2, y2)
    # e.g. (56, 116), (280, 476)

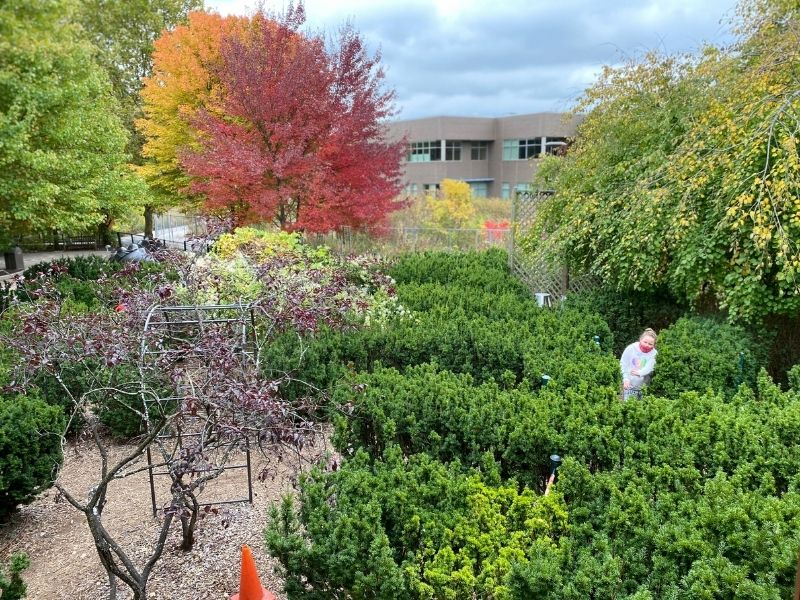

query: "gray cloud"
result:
(207, 0), (738, 119)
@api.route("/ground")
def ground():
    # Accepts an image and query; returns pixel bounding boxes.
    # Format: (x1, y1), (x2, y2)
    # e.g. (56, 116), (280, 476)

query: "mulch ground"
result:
(0, 434), (329, 599)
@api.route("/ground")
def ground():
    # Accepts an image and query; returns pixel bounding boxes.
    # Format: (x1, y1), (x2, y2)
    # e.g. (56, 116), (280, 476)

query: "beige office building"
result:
(387, 112), (581, 198)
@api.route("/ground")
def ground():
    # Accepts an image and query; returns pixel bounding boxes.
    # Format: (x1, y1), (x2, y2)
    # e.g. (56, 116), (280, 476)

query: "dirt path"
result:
(0, 436), (325, 599)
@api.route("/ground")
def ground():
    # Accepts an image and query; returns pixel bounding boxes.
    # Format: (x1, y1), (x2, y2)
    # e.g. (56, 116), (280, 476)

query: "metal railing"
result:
(15, 231), (103, 252)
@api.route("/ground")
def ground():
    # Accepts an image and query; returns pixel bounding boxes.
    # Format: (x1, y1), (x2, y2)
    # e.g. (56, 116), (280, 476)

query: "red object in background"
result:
(483, 219), (510, 243)
(114, 303), (127, 313)
(231, 545), (275, 600)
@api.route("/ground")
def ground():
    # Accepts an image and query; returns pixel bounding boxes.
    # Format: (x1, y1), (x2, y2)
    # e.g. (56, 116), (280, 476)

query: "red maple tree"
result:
(180, 4), (406, 232)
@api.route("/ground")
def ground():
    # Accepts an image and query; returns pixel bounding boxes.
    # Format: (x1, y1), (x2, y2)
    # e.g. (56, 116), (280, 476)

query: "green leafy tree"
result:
(77, 0), (202, 236)
(0, 0), (146, 247)
(527, 0), (800, 322)
(526, 51), (709, 304)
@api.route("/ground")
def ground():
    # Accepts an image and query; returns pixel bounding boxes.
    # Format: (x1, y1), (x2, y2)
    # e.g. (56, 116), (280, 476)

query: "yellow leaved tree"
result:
(527, 0), (800, 321)
(428, 179), (477, 230)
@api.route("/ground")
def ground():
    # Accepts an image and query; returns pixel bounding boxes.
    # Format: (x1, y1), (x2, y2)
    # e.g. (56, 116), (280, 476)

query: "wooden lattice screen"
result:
(509, 190), (597, 303)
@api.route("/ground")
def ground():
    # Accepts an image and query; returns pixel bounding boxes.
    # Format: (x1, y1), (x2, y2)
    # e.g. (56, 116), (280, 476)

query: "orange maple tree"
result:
(137, 11), (250, 201)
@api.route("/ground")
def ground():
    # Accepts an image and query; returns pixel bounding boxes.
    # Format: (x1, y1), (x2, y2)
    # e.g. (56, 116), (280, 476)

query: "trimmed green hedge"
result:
(22, 255), (115, 282)
(556, 375), (800, 598)
(389, 248), (529, 297)
(267, 447), (566, 600)
(261, 248), (800, 598)
(563, 287), (686, 356)
(0, 393), (64, 520)
(298, 369), (800, 598)
(262, 304), (613, 399)
(394, 283), (538, 321)
(333, 363), (622, 487)
(648, 316), (765, 397)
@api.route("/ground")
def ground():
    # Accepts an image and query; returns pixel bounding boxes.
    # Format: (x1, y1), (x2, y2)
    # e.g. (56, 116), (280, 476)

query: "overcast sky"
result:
(205, 0), (739, 120)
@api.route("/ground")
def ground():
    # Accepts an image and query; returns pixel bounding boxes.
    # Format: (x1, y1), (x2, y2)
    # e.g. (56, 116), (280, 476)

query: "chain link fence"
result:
(306, 226), (511, 256)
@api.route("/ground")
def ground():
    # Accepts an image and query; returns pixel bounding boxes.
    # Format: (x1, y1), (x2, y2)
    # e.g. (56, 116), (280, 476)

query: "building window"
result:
(471, 141), (488, 160)
(423, 183), (440, 196)
(503, 138), (543, 160)
(404, 183), (419, 196)
(501, 182), (511, 199)
(469, 182), (488, 198)
(544, 137), (567, 155)
(445, 140), (461, 161)
(514, 183), (532, 196)
(408, 141), (441, 162)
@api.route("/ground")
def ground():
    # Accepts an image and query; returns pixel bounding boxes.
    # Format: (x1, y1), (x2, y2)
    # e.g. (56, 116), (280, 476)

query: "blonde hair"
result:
(640, 328), (657, 342)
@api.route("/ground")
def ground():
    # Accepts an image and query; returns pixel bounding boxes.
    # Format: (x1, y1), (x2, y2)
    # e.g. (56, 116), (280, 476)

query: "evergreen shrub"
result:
(334, 362), (624, 486)
(0, 393), (64, 520)
(563, 287), (686, 356)
(648, 316), (764, 397)
(263, 310), (533, 392)
(266, 447), (567, 600)
(268, 248), (800, 598)
(0, 553), (29, 600)
(33, 361), (174, 439)
(33, 362), (88, 434)
(389, 248), (529, 297)
(93, 365), (176, 439)
(22, 255), (114, 282)
(395, 282), (538, 320)
(556, 375), (800, 598)
(350, 305), (610, 388)
(260, 326), (365, 404)
(789, 364), (800, 391)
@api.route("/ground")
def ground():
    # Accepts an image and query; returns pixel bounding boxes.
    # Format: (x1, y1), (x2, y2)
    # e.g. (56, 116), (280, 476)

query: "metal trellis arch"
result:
(140, 303), (260, 515)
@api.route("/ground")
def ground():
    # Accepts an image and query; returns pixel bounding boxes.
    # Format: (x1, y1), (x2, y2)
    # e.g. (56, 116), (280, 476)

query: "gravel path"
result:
(0, 435), (327, 599)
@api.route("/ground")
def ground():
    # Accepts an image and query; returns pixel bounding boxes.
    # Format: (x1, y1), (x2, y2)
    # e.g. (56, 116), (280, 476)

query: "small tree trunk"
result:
(132, 584), (148, 600)
(87, 514), (148, 600)
(144, 205), (155, 239)
(180, 493), (200, 551)
(108, 571), (117, 600)
(98, 214), (115, 247)
(793, 549), (800, 600)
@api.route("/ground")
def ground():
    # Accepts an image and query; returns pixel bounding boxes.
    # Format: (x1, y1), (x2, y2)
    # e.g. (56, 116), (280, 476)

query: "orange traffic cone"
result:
(230, 545), (275, 600)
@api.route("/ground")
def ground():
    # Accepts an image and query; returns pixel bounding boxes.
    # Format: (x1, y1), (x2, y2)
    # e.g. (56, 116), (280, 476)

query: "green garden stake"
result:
(735, 351), (745, 387)
(545, 454), (562, 495)
(549, 454), (563, 475)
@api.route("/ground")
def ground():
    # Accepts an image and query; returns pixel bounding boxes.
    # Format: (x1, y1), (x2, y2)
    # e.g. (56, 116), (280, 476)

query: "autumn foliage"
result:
(528, 1), (800, 321)
(138, 11), (250, 200)
(139, 4), (404, 232)
(427, 178), (476, 230)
